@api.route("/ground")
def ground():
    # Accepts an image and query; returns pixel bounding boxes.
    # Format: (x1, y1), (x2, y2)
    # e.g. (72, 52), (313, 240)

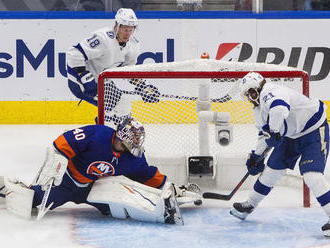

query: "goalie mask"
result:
(116, 116), (145, 157)
(239, 72), (265, 106)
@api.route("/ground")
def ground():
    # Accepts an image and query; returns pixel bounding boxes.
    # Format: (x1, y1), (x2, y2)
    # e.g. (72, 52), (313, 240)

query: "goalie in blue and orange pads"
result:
(2, 116), (202, 224)
(52, 119), (166, 188)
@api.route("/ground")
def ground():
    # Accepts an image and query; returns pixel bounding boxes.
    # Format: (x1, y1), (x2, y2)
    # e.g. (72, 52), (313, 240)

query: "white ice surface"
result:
(0, 125), (330, 248)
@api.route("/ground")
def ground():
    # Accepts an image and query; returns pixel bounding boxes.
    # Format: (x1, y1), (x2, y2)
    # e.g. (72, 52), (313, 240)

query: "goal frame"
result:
(98, 69), (310, 207)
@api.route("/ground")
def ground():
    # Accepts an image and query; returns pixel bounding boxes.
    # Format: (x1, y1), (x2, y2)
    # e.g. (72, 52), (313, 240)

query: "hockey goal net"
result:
(98, 59), (310, 207)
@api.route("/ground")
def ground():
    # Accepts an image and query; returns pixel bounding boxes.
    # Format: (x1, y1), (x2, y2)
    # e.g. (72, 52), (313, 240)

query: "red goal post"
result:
(98, 62), (310, 207)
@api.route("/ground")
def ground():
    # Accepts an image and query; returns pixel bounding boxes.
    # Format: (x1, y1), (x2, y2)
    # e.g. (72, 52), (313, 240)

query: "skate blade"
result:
(323, 229), (330, 237)
(229, 208), (248, 220)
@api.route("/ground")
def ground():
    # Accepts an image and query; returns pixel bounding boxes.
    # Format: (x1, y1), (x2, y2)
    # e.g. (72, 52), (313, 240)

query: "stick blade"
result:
(202, 192), (231, 201)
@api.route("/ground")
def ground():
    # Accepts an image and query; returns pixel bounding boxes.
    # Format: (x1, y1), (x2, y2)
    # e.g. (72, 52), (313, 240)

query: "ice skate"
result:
(322, 220), (330, 237)
(230, 200), (255, 220)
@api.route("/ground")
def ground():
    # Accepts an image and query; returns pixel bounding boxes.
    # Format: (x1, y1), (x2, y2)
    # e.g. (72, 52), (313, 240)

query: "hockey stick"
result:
(36, 178), (54, 220)
(157, 80), (239, 102)
(160, 93), (234, 103)
(202, 147), (271, 201)
(202, 173), (249, 200)
(33, 148), (55, 220)
(120, 89), (198, 101)
(107, 78), (238, 103)
(120, 90), (233, 103)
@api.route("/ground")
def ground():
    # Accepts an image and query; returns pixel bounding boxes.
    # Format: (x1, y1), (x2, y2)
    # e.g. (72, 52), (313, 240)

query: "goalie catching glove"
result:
(173, 183), (203, 206)
(34, 147), (68, 190)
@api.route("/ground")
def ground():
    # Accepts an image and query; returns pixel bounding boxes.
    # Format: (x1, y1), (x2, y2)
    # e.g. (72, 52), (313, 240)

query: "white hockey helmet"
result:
(116, 116), (145, 157)
(115, 8), (138, 27)
(239, 72), (265, 105)
(239, 72), (264, 96)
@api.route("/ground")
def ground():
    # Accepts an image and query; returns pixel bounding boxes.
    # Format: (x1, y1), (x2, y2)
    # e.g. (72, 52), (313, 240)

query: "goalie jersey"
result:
(66, 26), (140, 77)
(53, 125), (166, 188)
(255, 82), (326, 139)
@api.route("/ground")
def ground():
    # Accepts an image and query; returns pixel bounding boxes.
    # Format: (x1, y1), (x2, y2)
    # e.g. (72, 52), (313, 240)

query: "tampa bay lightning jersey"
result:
(53, 125), (166, 188)
(66, 26), (140, 78)
(254, 82), (326, 139)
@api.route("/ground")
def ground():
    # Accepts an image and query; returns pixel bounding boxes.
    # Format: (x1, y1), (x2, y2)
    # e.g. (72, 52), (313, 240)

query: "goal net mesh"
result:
(98, 59), (310, 206)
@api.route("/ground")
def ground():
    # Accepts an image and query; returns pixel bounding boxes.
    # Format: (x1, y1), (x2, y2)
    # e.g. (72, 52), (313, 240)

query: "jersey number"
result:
(73, 128), (85, 140)
(87, 35), (100, 48)
(263, 92), (275, 103)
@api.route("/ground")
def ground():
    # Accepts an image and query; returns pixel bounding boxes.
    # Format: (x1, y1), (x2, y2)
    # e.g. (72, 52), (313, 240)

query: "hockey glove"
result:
(68, 80), (97, 106)
(173, 183), (201, 197)
(79, 71), (97, 98)
(265, 132), (282, 147)
(135, 83), (160, 103)
(173, 183), (202, 206)
(246, 150), (265, 176)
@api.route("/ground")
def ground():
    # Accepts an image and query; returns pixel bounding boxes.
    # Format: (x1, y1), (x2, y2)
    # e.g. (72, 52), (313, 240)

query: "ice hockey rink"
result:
(1, 125), (330, 248)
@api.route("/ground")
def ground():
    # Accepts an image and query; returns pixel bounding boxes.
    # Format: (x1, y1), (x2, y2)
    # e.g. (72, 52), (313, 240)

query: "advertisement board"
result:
(0, 12), (329, 123)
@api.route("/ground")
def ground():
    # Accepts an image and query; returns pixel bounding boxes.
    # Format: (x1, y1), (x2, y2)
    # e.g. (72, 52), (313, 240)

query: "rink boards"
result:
(1, 12), (330, 124)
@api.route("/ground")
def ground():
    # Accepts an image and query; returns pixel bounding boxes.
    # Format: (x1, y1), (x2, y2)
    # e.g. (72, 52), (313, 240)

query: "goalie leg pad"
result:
(0, 175), (6, 196)
(5, 178), (34, 219)
(162, 182), (184, 225)
(87, 176), (168, 223)
(0, 176), (6, 205)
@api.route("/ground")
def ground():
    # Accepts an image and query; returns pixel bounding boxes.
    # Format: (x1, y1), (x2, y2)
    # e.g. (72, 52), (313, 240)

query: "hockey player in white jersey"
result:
(66, 8), (139, 107)
(229, 72), (330, 236)
(66, 8), (159, 124)
(66, 8), (160, 126)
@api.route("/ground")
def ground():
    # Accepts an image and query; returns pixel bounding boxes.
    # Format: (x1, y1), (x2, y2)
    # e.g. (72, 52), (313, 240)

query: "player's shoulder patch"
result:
(106, 31), (115, 39)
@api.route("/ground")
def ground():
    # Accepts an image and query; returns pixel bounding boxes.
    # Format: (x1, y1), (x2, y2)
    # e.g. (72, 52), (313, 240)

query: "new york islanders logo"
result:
(87, 161), (115, 177)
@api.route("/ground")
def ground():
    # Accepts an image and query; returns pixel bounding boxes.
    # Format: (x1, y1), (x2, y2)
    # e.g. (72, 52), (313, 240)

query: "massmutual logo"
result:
(1, 39), (330, 81)
(0, 39), (175, 78)
(215, 43), (330, 81)
(87, 161), (115, 177)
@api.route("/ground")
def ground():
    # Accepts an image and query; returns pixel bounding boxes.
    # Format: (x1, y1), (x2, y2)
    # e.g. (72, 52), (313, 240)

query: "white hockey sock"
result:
(248, 191), (264, 207)
(248, 167), (286, 207)
(303, 172), (330, 216)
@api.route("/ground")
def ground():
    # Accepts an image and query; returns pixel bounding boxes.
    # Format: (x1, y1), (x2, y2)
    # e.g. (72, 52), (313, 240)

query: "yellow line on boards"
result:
(0, 100), (329, 125)
(0, 101), (97, 124)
